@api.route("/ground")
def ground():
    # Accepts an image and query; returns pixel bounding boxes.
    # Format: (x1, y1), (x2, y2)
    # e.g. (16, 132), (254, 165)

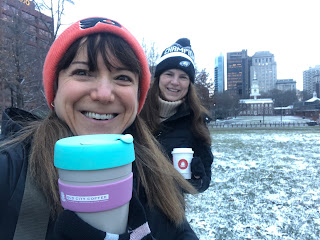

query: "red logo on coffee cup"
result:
(178, 159), (188, 169)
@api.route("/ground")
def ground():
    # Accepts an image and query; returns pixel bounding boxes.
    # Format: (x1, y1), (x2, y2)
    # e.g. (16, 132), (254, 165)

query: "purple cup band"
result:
(58, 173), (133, 212)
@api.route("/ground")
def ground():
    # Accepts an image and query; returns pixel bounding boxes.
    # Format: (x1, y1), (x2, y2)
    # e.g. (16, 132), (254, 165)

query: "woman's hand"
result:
(189, 157), (210, 193)
(54, 210), (107, 239)
(191, 157), (205, 179)
(54, 189), (155, 239)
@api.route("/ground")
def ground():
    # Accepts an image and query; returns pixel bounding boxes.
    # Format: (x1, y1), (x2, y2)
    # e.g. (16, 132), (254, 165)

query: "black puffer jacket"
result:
(155, 103), (213, 193)
(0, 108), (198, 240)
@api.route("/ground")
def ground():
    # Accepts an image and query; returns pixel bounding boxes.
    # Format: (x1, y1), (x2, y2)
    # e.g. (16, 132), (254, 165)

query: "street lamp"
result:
(262, 103), (265, 124)
(313, 74), (320, 97)
(279, 100), (283, 125)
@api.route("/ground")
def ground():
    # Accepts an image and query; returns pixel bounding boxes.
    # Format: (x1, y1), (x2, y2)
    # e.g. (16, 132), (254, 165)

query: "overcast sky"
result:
(61, 0), (320, 90)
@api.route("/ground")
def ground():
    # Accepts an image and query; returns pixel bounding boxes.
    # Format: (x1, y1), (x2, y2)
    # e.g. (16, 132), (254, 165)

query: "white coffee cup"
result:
(171, 148), (194, 179)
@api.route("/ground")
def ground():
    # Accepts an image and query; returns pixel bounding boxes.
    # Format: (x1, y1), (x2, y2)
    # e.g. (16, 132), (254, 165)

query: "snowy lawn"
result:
(186, 126), (320, 240)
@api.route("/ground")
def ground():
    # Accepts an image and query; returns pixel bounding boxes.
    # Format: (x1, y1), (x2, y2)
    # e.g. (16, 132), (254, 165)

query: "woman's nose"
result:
(90, 78), (115, 103)
(171, 75), (179, 85)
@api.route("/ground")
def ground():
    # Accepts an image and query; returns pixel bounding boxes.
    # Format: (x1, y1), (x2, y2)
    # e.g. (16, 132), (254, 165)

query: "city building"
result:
(250, 51), (277, 93)
(293, 91), (320, 121)
(227, 49), (251, 97)
(0, 0), (52, 116)
(239, 98), (274, 116)
(250, 72), (261, 99)
(214, 53), (224, 93)
(276, 79), (297, 91)
(303, 65), (320, 97)
(239, 72), (274, 116)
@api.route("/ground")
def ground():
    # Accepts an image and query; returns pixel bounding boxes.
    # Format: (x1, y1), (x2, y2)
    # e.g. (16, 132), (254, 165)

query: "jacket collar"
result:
(1, 107), (40, 137)
(163, 101), (191, 122)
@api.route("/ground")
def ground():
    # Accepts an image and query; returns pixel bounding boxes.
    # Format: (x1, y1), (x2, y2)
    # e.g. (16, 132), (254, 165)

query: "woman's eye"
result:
(72, 69), (89, 76)
(116, 75), (132, 82)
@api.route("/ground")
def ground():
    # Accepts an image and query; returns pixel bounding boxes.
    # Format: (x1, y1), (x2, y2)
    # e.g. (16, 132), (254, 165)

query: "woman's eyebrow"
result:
(70, 61), (89, 65)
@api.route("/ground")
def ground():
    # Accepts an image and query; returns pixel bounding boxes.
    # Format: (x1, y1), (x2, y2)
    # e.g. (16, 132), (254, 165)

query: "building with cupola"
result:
(238, 72), (274, 116)
(293, 91), (320, 121)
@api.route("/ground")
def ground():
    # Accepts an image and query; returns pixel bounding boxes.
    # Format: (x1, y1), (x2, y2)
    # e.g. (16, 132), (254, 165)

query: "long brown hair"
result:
(140, 77), (212, 145)
(2, 33), (196, 225)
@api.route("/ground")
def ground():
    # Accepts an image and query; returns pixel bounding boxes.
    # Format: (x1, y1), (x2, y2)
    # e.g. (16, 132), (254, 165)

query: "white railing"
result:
(209, 122), (312, 128)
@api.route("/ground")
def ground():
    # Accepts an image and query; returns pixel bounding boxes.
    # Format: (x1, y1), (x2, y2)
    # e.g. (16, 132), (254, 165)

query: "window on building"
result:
(3, 3), (10, 10)
(8, 5), (18, 14)
(26, 32), (36, 43)
(39, 29), (51, 39)
(1, 13), (13, 22)
(27, 25), (37, 34)
(22, 11), (35, 21)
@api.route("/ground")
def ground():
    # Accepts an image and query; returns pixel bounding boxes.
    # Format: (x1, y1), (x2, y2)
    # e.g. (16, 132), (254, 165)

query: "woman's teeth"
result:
(168, 88), (179, 92)
(84, 112), (115, 120)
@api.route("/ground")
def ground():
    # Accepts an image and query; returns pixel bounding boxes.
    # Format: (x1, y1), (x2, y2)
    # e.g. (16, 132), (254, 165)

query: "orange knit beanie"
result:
(43, 17), (150, 113)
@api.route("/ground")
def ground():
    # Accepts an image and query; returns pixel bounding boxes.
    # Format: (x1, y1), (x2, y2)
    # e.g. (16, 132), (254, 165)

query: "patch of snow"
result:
(186, 127), (320, 239)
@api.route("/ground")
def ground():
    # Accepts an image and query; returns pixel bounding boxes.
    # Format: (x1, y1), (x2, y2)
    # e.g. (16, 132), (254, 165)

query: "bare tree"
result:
(212, 91), (240, 119)
(0, 0), (74, 117)
(141, 39), (160, 78)
(0, 9), (33, 109)
(299, 90), (313, 102)
(261, 89), (298, 107)
(194, 68), (214, 111)
(33, 0), (75, 43)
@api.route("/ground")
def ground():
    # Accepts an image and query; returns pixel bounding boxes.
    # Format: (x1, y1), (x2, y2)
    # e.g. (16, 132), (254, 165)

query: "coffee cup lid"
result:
(171, 148), (194, 154)
(54, 134), (135, 170)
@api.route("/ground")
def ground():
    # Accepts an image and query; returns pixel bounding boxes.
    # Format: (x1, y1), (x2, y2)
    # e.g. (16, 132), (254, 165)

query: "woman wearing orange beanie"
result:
(0, 17), (198, 239)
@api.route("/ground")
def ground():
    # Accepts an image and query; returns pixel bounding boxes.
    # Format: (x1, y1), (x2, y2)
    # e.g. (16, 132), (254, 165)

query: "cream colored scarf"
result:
(158, 97), (183, 122)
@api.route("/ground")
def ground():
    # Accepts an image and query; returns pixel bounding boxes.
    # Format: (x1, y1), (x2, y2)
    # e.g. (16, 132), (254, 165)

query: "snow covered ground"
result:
(186, 126), (320, 239)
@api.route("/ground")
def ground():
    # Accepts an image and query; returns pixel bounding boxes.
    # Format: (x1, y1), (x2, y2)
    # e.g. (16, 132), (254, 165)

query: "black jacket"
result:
(0, 108), (198, 240)
(155, 103), (213, 193)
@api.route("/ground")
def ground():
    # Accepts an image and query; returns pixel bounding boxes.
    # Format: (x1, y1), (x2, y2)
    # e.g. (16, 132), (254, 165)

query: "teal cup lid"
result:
(54, 134), (135, 170)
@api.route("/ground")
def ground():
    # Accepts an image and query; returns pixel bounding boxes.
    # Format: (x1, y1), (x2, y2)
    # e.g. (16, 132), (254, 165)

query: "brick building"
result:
(0, 0), (52, 117)
(239, 74), (274, 116)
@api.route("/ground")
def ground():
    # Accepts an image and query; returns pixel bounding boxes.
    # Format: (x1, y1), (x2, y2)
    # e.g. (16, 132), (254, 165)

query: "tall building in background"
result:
(227, 50), (251, 97)
(276, 79), (296, 91)
(303, 65), (320, 96)
(0, 0), (52, 115)
(214, 53), (224, 93)
(250, 51), (277, 93)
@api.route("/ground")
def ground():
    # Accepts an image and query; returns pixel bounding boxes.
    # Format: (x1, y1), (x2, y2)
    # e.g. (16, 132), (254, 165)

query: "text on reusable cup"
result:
(58, 173), (133, 212)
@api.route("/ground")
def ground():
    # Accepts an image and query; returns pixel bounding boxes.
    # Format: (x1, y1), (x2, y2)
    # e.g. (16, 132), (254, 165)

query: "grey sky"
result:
(62, 0), (320, 90)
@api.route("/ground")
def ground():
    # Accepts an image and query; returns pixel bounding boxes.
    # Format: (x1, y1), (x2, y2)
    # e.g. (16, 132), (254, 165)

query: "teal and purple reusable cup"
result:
(54, 134), (135, 234)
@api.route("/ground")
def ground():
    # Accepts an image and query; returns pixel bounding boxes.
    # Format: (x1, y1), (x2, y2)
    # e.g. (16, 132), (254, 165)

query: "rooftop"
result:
(240, 98), (273, 104)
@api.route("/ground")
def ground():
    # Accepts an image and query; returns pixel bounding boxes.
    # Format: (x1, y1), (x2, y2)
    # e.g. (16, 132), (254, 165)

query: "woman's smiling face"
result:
(54, 45), (139, 136)
(159, 69), (190, 102)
